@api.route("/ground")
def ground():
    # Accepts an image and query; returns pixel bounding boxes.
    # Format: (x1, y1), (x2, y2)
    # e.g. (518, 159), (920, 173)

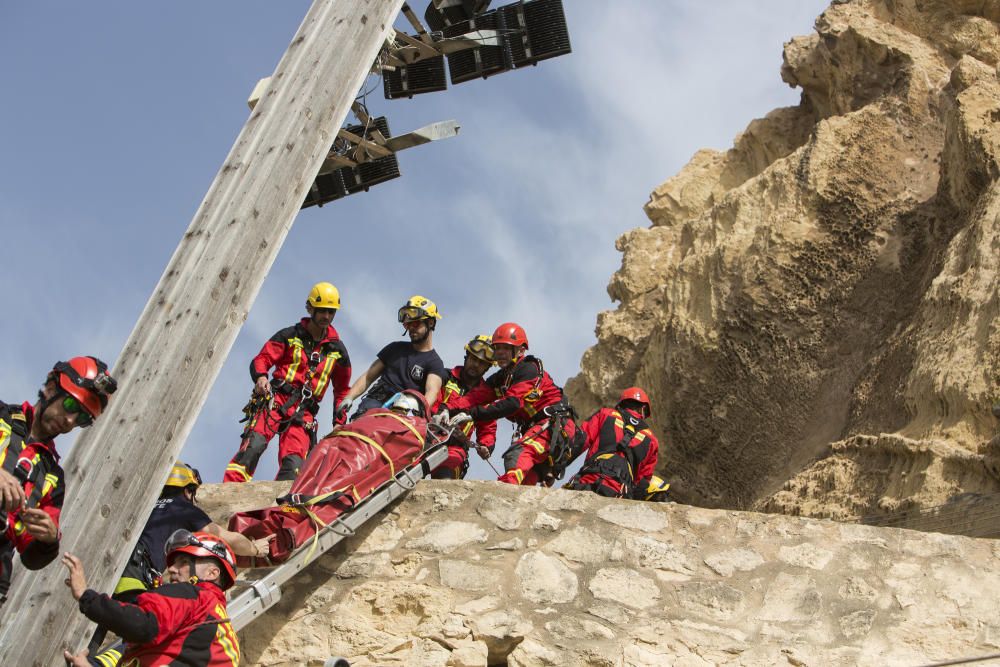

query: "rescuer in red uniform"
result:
(432, 335), (498, 479)
(566, 387), (661, 499)
(447, 323), (583, 486)
(224, 282), (351, 483)
(63, 530), (240, 666)
(0, 356), (116, 607)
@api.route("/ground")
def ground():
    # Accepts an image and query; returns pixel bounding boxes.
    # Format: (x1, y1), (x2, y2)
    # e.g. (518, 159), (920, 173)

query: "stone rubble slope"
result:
(200, 480), (1000, 667)
(565, 0), (1000, 517)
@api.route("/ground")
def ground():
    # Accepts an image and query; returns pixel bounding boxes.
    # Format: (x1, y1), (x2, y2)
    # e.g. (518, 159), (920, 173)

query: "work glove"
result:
(431, 409), (451, 427)
(448, 412), (473, 428)
(475, 443), (492, 460)
(335, 397), (355, 425)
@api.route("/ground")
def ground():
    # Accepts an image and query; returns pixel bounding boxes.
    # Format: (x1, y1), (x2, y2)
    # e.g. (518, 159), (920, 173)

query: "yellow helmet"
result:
(165, 462), (203, 489)
(398, 295), (442, 323)
(307, 282), (341, 310)
(644, 475), (670, 502)
(464, 335), (495, 363)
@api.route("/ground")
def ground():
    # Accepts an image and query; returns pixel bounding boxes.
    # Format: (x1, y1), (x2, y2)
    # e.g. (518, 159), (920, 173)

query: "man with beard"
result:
(432, 335), (498, 479)
(223, 282), (351, 482)
(0, 356), (117, 607)
(338, 295), (448, 419)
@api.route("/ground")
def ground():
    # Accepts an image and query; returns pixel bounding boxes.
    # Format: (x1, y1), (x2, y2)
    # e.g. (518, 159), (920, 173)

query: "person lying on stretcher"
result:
(228, 390), (445, 565)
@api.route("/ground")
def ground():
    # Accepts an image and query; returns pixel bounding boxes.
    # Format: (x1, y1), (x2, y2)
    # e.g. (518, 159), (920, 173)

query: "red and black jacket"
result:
(78, 581), (239, 666)
(0, 401), (63, 599)
(449, 356), (565, 429)
(574, 407), (659, 498)
(251, 318), (351, 413)
(438, 367), (497, 450)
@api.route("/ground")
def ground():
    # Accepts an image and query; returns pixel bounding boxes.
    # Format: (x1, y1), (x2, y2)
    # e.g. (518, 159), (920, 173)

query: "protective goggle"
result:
(61, 395), (95, 427)
(397, 306), (430, 323)
(164, 529), (232, 565)
(465, 339), (495, 362)
(382, 392), (422, 416)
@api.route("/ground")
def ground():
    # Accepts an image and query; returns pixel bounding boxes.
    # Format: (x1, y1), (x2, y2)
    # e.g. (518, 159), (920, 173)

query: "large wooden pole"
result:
(0, 1), (403, 663)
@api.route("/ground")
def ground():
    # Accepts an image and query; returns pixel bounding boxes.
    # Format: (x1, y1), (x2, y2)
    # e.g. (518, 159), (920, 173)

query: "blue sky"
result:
(0, 1), (828, 482)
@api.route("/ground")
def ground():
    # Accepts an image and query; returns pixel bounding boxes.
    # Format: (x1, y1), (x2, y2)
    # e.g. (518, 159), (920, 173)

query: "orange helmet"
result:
(51, 357), (117, 419)
(617, 386), (650, 416)
(492, 322), (528, 349)
(165, 530), (237, 590)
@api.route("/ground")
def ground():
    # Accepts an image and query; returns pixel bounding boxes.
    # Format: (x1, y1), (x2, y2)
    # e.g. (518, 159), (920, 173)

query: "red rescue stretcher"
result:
(229, 391), (445, 565)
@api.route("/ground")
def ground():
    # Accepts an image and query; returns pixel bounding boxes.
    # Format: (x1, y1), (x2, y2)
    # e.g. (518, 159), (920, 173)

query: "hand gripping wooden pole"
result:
(0, 1), (403, 663)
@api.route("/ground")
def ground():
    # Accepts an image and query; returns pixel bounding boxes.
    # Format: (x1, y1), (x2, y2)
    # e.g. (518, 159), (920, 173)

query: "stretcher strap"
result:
(374, 412), (426, 447)
(337, 431), (397, 476)
(293, 484), (360, 563)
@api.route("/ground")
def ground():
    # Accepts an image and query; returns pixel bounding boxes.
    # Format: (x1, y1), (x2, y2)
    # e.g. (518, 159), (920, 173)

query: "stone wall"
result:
(201, 480), (1000, 667)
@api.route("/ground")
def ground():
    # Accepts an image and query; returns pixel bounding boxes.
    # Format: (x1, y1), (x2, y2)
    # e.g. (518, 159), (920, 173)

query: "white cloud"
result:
(1, 1), (827, 483)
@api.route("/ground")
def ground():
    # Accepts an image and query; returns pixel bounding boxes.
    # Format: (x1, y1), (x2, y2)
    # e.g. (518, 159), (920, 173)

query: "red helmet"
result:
(492, 322), (528, 349)
(165, 530), (237, 590)
(618, 386), (650, 415)
(52, 357), (117, 418)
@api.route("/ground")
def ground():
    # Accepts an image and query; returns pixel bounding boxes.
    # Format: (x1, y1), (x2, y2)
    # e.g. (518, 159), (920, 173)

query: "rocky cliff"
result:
(201, 480), (1000, 667)
(565, 0), (1000, 517)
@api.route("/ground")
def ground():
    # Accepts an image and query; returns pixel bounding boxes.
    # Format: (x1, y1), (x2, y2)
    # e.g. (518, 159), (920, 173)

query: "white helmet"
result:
(384, 392), (422, 417)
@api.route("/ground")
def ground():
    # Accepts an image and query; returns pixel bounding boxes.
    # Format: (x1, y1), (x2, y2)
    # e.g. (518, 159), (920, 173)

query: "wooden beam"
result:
(0, 0), (404, 663)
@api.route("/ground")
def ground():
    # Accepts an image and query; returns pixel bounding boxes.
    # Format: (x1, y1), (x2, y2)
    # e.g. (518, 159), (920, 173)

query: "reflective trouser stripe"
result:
(225, 463), (251, 481)
(94, 648), (122, 667)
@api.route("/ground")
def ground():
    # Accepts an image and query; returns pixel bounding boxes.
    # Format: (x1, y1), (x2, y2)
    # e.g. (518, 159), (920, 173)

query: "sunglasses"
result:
(61, 396), (95, 427)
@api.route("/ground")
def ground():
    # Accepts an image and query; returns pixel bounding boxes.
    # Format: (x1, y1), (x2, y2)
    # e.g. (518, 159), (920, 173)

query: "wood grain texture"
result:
(0, 1), (404, 663)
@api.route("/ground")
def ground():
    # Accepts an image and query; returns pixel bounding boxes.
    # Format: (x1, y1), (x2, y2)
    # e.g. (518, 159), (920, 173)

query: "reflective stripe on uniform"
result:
(114, 576), (147, 596)
(41, 472), (58, 499)
(522, 437), (546, 454)
(284, 337), (304, 383)
(225, 463), (252, 482)
(93, 648), (123, 667)
(312, 351), (341, 396)
(215, 603), (241, 665)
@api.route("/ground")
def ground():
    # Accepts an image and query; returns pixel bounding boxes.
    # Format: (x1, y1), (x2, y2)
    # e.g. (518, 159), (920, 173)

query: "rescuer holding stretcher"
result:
(445, 323), (585, 486)
(337, 296), (448, 419)
(432, 335), (499, 479)
(224, 282), (351, 483)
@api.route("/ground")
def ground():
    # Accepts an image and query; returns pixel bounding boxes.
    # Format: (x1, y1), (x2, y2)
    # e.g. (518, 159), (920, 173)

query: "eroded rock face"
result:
(565, 0), (1000, 514)
(202, 480), (1000, 667)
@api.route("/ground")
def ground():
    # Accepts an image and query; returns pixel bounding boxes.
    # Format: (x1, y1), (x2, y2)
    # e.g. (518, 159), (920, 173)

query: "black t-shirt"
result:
(129, 496), (211, 575)
(371, 341), (447, 398)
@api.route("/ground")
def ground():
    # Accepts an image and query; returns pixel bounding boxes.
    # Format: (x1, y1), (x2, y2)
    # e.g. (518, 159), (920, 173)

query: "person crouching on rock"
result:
(565, 387), (661, 499)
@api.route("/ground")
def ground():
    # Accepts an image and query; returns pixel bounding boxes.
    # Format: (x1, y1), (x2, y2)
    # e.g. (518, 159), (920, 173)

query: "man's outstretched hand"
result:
(61, 553), (88, 601)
